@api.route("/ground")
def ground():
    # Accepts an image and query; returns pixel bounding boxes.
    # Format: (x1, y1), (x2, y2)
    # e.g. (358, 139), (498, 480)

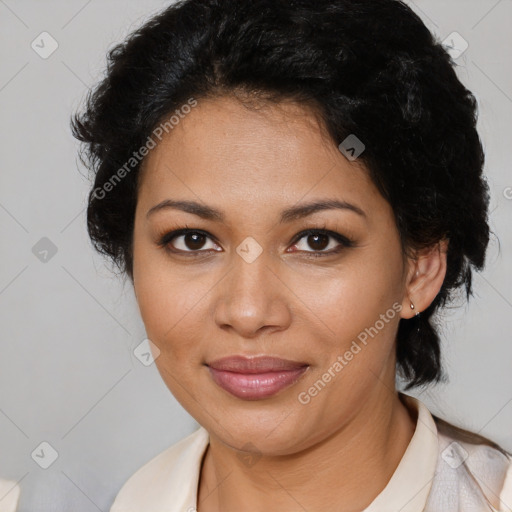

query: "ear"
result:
(401, 239), (449, 319)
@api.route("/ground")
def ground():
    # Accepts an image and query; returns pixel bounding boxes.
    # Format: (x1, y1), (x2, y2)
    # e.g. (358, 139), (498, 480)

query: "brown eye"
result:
(305, 233), (330, 251)
(181, 232), (207, 251)
(159, 229), (221, 254)
(289, 229), (354, 255)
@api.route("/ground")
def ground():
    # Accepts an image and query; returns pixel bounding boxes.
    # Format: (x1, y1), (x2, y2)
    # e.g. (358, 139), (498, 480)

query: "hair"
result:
(71, 0), (491, 391)
(432, 415), (511, 457)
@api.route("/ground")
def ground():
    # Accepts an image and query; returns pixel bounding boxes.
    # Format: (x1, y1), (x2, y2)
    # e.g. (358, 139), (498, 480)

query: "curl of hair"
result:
(71, 0), (490, 390)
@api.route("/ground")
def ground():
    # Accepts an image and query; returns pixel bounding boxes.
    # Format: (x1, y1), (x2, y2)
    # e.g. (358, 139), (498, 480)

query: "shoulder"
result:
(502, 461), (512, 512)
(0, 478), (20, 512)
(110, 426), (209, 512)
(428, 416), (512, 511)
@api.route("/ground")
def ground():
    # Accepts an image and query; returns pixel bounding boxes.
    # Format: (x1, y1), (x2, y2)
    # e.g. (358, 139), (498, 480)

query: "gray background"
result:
(0, 1), (511, 510)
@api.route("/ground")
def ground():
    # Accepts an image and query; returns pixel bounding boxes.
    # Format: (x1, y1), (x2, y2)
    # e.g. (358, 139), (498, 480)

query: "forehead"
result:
(137, 95), (383, 218)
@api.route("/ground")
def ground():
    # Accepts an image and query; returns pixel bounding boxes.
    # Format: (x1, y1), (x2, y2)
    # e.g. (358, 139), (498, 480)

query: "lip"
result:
(207, 356), (309, 400)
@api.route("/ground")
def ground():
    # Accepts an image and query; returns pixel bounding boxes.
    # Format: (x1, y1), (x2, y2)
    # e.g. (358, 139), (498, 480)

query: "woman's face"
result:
(132, 95), (412, 455)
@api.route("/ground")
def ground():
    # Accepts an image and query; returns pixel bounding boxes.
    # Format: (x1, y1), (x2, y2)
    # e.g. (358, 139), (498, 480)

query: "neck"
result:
(197, 389), (417, 512)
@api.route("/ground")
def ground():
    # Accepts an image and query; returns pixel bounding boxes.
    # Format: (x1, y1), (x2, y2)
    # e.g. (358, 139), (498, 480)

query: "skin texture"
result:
(132, 95), (448, 512)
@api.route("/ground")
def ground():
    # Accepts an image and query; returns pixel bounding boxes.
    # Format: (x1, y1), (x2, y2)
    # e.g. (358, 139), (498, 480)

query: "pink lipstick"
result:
(207, 355), (309, 400)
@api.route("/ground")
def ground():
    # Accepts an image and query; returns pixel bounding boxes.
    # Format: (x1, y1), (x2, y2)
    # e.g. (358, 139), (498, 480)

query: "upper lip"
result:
(207, 355), (308, 373)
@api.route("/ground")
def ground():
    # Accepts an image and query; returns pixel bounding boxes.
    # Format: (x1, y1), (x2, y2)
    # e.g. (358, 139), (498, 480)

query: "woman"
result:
(71, 0), (512, 510)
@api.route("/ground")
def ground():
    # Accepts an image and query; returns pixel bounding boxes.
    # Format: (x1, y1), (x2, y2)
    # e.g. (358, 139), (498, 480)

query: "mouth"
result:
(206, 355), (309, 400)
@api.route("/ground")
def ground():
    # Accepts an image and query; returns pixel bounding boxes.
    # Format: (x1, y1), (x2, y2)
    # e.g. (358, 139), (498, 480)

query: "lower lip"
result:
(208, 366), (308, 400)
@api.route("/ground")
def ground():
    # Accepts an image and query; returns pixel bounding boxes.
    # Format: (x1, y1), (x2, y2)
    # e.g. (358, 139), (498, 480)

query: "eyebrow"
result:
(146, 198), (366, 223)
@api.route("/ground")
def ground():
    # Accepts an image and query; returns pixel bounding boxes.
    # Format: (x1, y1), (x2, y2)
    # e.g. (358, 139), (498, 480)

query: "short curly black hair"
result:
(71, 0), (490, 390)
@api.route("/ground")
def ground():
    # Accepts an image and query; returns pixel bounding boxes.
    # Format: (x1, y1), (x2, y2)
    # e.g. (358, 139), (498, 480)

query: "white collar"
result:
(111, 392), (439, 512)
(362, 393), (438, 511)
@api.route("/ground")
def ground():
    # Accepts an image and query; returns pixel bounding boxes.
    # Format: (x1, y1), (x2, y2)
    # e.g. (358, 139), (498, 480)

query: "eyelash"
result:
(157, 224), (355, 258)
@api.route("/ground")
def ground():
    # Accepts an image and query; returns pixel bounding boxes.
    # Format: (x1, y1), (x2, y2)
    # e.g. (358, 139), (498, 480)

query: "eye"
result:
(158, 226), (354, 257)
(158, 228), (221, 255)
(288, 229), (354, 256)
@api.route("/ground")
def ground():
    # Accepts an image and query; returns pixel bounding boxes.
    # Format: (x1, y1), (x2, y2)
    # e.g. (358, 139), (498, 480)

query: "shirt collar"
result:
(362, 392), (439, 512)
(129, 392), (438, 512)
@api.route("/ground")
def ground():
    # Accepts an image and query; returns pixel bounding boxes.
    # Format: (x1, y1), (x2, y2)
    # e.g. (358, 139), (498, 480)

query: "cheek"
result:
(134, 267), (201, 347)
(296, 276), (402, 424)
(133, 238), (178, 341)
(133, 255), (209, 406)
(132, 242), (215, 367)
(302, 247), (405, 401)
(312, 247), (403, 337)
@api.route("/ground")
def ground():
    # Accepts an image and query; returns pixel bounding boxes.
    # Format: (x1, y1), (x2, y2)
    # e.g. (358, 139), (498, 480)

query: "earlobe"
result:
(401, 239), (448, 319)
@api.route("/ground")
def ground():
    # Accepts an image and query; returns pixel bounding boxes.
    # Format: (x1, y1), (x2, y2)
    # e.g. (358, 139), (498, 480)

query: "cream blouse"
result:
(0, 478), (20, 512)
(109, 393), (512, 512)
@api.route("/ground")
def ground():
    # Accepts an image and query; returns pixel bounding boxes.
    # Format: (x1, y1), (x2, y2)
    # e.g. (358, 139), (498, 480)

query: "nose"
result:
(213, 249), (292, 339)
